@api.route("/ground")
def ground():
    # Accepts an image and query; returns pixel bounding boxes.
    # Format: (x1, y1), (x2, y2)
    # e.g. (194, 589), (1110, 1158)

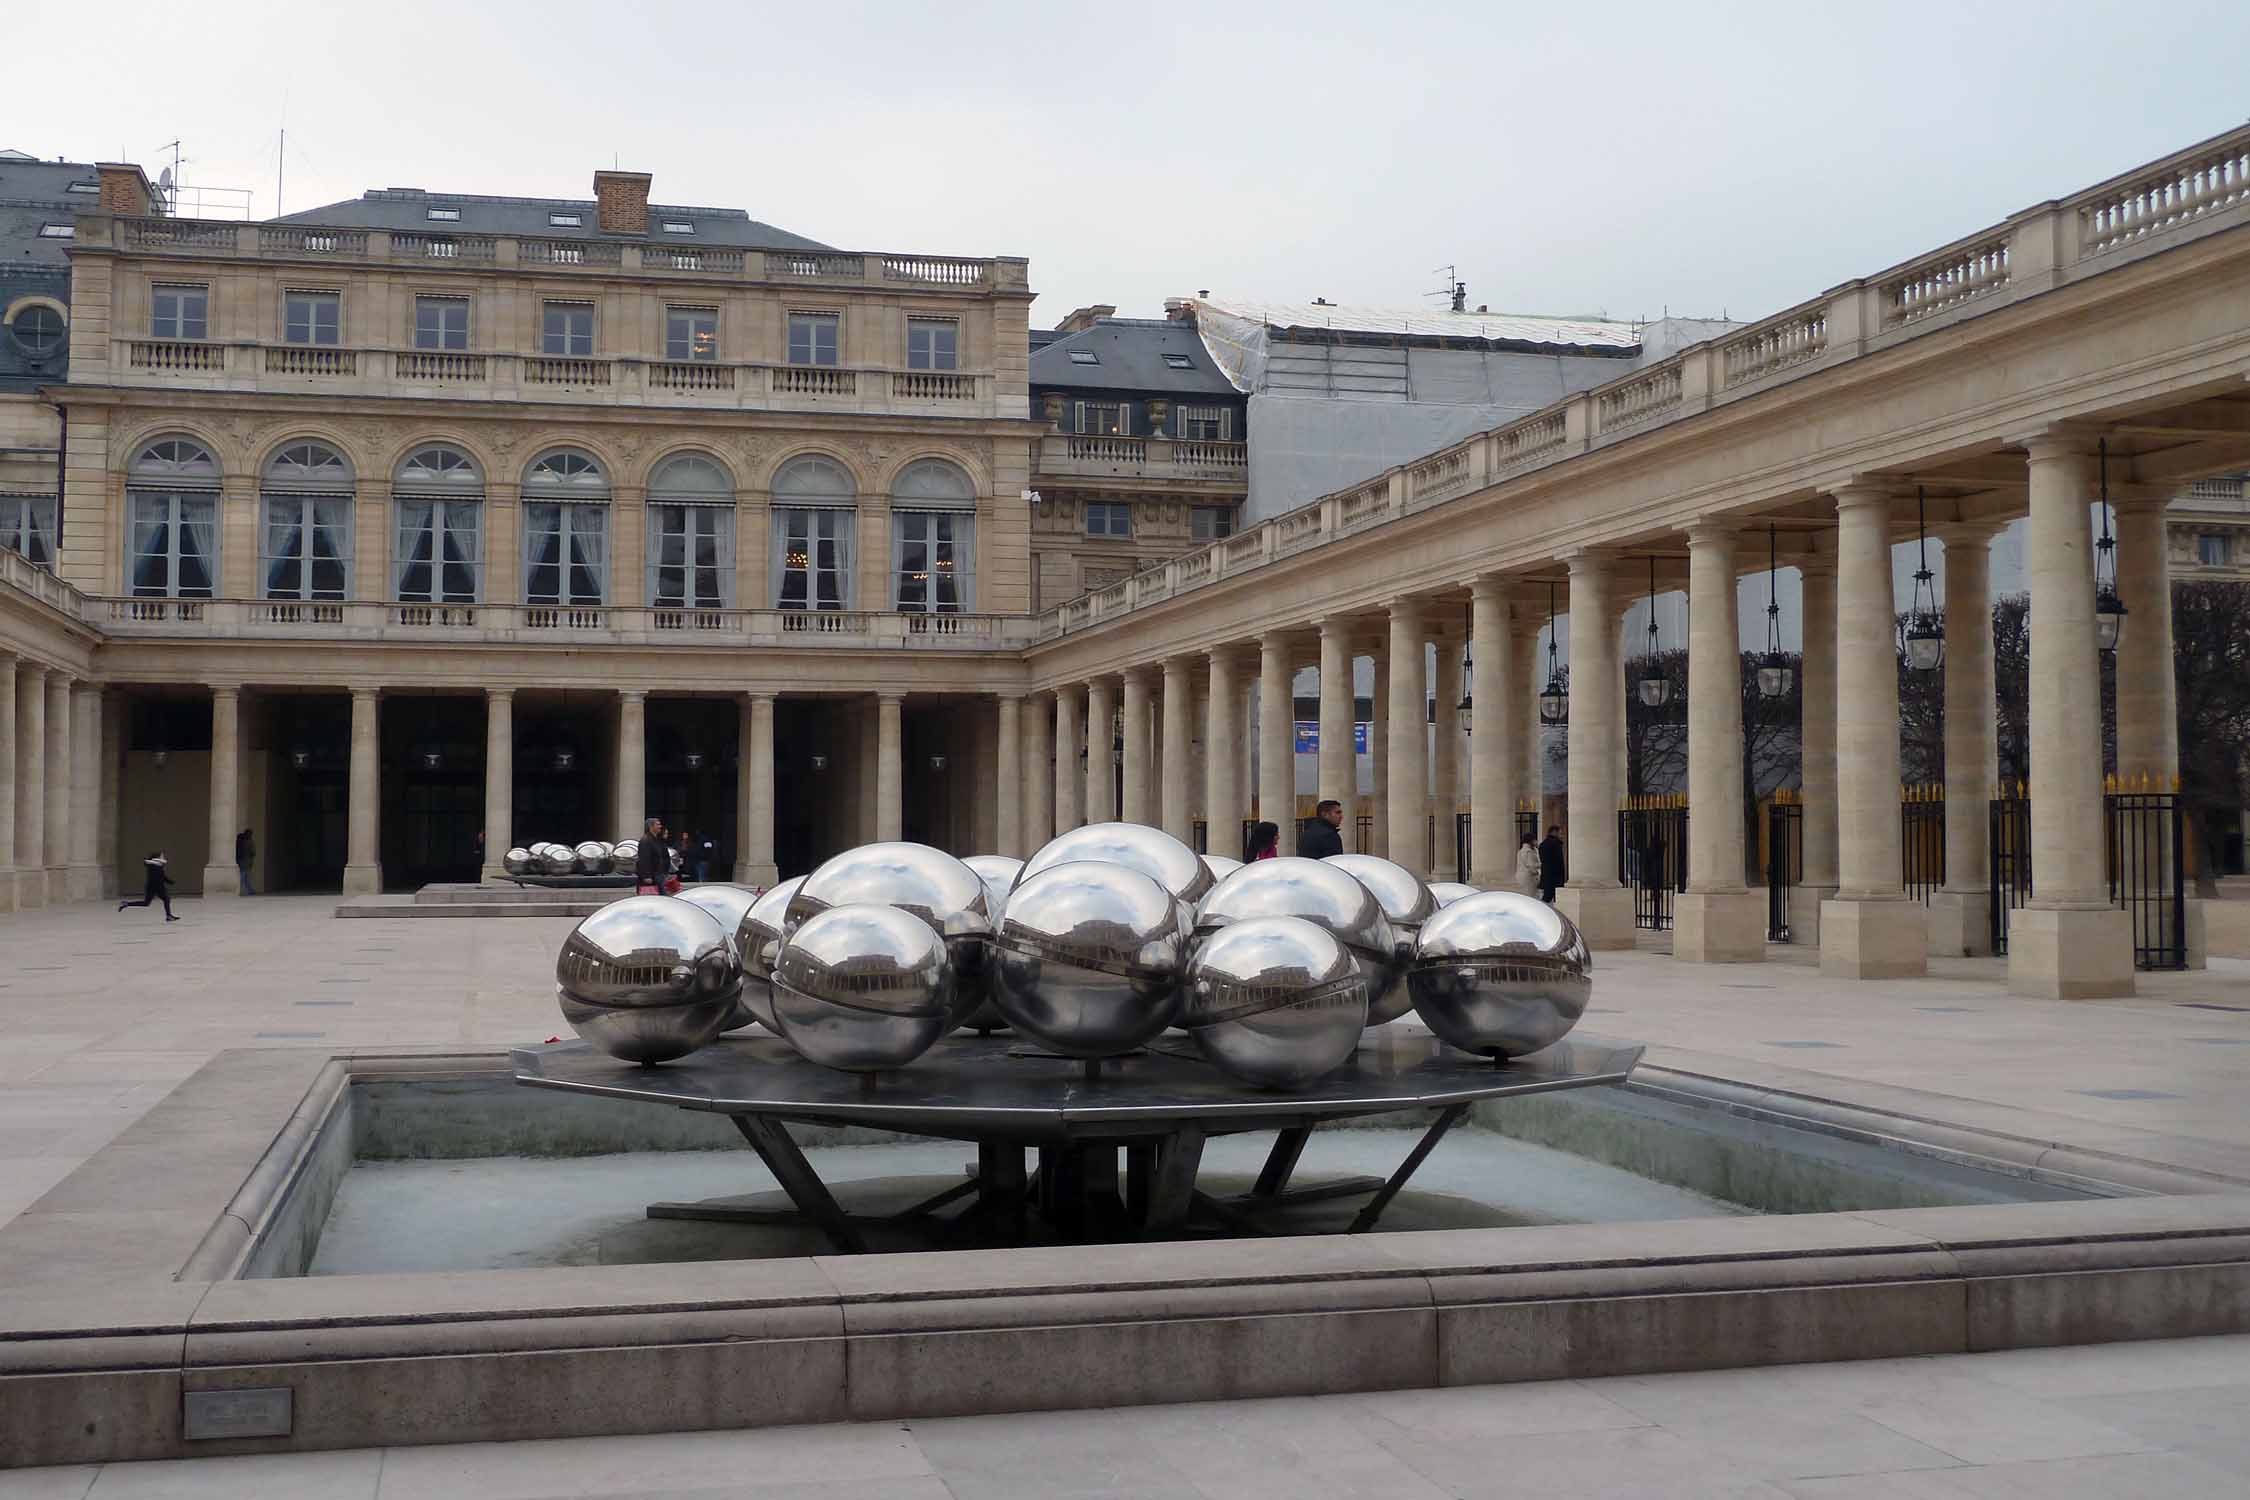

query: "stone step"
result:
(414, 882), (633, 905)
(335, 895), (606, 919)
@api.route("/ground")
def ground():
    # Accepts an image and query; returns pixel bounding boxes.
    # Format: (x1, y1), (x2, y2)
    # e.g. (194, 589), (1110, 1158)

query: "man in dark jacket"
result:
(1537, 826), (1566, 903)
(1298, 799), (1346, 859)
(634, 819), (672, 892)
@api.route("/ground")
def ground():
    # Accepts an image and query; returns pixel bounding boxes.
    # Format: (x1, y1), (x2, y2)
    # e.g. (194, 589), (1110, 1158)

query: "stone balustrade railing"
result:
(100, 215), (1028, 293)
(1034, 435), (1249, 483)
(1028, 121), (2250, 645)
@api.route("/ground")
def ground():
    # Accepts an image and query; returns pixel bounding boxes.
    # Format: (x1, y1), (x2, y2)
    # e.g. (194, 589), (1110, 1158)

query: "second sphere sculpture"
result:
(730, 876), (805, 1034)
(673, 883), (766, 1030)
(1019, 822), (1215, 909)
(1406, 889), (1593, 1060)
(993, 861), (1188, 1057)
(769, 902), (954, 1071)
(1194, 857), (1402, 1018)
(554, 895), (743, 1064)
(1184, 915), (1370, 1088)
(1321, 853), (1438, 1025)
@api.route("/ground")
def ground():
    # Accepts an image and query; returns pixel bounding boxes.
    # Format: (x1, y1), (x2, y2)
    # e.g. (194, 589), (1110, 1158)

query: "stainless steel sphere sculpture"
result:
(769, 902), (954, 1072)
(673, 883), (767, 1031)
(1019, 822), (1216, 910)
(1201, 854), (1243, 886)
(1183, 916), (1369, 1088)
(503, 847), (533, 876)
(1428, 881), (1480, 907)
(1194, 858), (1401, 1017)
(992, 861), (1189, 1058)
(1406, 889), (1593, 1060)
(554, 895), (744, 1064)
(537, 843), (579, 877)
(612, 838), (639, 869)
(1321, 853), (1438, 1025)
(730, 876), (805, 1035)
(574, 840), (612, 875)
(956, 855), (1024, 1032)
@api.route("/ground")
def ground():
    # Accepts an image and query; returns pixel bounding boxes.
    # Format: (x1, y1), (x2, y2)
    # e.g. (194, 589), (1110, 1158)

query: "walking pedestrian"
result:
(235, 828), (256, 896)
(635, 818), (673, 895)
(1244, 821), (1280, 861)
(1298, 798), (1346, 859)
(118, 852), (179, 921)
(1537, 825), (1567, 904)
(1514, 833), (1543, 896)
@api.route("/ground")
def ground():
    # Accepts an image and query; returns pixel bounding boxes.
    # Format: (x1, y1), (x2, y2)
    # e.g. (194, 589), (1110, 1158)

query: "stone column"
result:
(1384, 600), (1429, 877)
(1121, 669), (1153, 825)
(481, 688), (513, 883)
(1206, 650), (1243, 860)
(15, 663), (44, 908)
(1159, 660), (1192, 846)
(1822, 486), (1925, 977)
(1432, 630), (1462, 881)
(69, 685), (100, 900)
(1927, 527), (1998, 956)
(1557, 555), (1634, 947)
(1369, 650), (1388, 855)
(1469, 578), (1515, 885)
(615, 691), (646, 840)
(1026, 694), (1054, 849)
(101, 691), (123, 898)
(1676, 523), (1764, 961)
(1514, 612), (1545, 828)
(1086, 680), (1116, 823)
(343, 688), (382, 895)
(1055, 687), (1084, 831)
(44, 673), (70, 896)
(1259, 632), (1296, 856)
(2010, 438), (2133, 997)
(876, 693), (903, 842)
(739, 694), (777, 885)
(1796, 558), (1839, 945)
(2113, 496), (2178, 783)
(1317, 619), (1354, 829)
(0, 658), (17, 913)
(996, 694), (1025, 857)
(202, 684), (239, 899)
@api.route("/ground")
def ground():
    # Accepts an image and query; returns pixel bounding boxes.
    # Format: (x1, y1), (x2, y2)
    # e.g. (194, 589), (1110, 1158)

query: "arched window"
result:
(889, 458), (976, 613)
(259, 441), (354, 601)
(7, 302), (64, 361)
(522, 448), (608, 604)
(127, 436), (221, 598)
(770, 454), (856, 611)
(393, 444), (484, 604)
(646, 453), (735, 610)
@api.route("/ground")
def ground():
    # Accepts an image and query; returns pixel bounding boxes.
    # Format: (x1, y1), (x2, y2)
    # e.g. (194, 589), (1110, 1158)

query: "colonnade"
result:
(0, 654), (109, 911)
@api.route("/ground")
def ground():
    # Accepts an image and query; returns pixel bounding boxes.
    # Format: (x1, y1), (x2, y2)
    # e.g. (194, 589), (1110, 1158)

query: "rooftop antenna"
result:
(1426, 263), (1467, 313)
(154, 139), (185, 211)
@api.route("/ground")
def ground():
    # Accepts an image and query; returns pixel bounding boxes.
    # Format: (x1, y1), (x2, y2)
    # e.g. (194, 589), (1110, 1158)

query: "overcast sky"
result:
(15, 1), (2250, 328)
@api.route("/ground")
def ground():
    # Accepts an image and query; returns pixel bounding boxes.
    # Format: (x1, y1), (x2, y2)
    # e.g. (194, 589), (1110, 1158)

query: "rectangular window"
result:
(661, 220), (695, 234)
(259, 494), (352, 600)
(38, 224), (73, 239)
(773, 508), (854, 610)
(413, 296), (469, 350)
(66, 181), (98, 195)
(665, 306), (718, 362)
(548, 212), (582, 227)
(2199, 533), (2231, 567)
(1068, 349), (1099, 365)
(0, 496), (56, 568)
(1085, 501), (1132, 538)
(151, 283), (208, 341)
(127, 491), (218, 598)
(426, 206), (461, 221)
(1191, 505), (1235, 542)
(395, 498), (483, 603)
(907, 317), (958, 371)
(1178, 404), (1231, 441)
(893, 511), (974, 612)
(648, 503), (735, 608)
(542, 302), (594, 357)
(284, 290), (341, 346)
(787, 312), (839, 366)
(1162, 353), (1194, 369)
(522, 502), (608, 604)
(1075, 401), (1125, 436)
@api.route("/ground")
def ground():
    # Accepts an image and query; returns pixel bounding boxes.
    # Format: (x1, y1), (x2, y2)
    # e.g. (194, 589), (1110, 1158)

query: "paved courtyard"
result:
(3, 892), (2249, 1495)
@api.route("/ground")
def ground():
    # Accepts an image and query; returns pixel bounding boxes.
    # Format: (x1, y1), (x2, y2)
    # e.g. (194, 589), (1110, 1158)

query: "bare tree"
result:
(2173, 581), (2250, 894)
(1621, 648), (1687, 796)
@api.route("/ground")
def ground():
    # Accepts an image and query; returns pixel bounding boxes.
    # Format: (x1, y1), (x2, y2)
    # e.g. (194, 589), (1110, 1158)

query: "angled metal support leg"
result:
(1252, 1125), (1313, 1198)
(1347, 1103), (1470, 1234)
(729, 1112), (867, 1253)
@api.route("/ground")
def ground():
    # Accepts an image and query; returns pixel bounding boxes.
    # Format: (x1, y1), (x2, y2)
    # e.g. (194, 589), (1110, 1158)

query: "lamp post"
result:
(1756, 523), (1794, 698)
(1454, 601), (1473, 737)
(1636, 554), (1673, 710)
(2095, 438), (2127, 652)
(1538, 579), (1568, 726)
(1904, 487), (1944, 673)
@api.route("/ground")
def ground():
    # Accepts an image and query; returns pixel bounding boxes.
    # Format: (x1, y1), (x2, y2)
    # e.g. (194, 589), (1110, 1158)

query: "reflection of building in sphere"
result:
(1320, 853), (1438, 1025)
(1407, 890), (1592, 1059)
(1020, 822), (1215, 908)
(554, 895), (741, 1063)
(993, 861), (1187, 1057)
(1185, 916), (1369, 1090)
(770, 902), (954, 1071)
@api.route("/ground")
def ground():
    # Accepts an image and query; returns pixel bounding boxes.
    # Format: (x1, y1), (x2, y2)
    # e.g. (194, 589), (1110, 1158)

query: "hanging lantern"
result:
(1636, 554), (1673, 709)
(683, 750), (705, 771)
(1454, 600), (1474, 736)
(419, 748), (443, 771)
(1904, 486), (1944, 672)
(809, 752), (829, 772)
(1538, 579), (1569, 726)
(2094, 438), (2128, 652)
(289, 745), (312, 770)
(553, 746), (576, 772)
(930, 754), (948, 771)
(1757, 523), (1794, 698)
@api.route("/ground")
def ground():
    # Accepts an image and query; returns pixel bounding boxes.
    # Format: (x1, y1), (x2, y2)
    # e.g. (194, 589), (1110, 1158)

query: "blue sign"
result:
(1293, 722), (1372, 753)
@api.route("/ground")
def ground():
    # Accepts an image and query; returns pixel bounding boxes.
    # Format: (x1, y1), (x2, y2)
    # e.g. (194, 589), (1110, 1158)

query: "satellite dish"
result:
(157, 167), (174, 189)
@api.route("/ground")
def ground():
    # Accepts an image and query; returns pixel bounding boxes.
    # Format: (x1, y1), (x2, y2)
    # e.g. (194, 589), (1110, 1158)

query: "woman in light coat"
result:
(1513, 835), (1543, 896)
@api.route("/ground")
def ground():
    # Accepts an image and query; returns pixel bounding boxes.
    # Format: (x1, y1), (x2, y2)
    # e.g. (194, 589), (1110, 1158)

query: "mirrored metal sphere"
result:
(538, 844), (579, 876)
(730, 876), (805, 1034)
(1428, 881), (1480, 907)
(1194, 857), (1402, 1018)
(956, 856), (1024, 1031)
(993, 861), (1188, 1057)
(1019, 822), (1214, 909)
(1201, 854), (1243, 884)
(788, 843), (993, 1016)
(1407, 890), (1592, 1059)
(574, 840), (612, 875)
(673, 883), (766, 1030)
(770, 903), (953, 1072)
(555, 895), (742, 1063)
(1184, 916), (1369, 1088)
(1321, 854), (1439, 1024)
(611, 839), (639, 869)
(503, 847), (533, 877)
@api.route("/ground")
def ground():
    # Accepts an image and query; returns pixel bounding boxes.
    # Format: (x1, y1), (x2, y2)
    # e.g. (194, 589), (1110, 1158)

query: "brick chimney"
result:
(96, 162), (157, 217)
(1055, 304), (1117, 335)
(592, 170), (652, 234)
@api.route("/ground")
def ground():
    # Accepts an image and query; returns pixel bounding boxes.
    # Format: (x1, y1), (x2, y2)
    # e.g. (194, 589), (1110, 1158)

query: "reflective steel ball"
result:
(955, 855), (1024, 1031)
(730, 876), (805, 1034)
(1407, 890), (1592, 1059)
(611, 839), (639, 870)
(993, 861), (1188, 1057)
(673, 883), (766, 1030)
(538, 844), (579, 877)
(554, 895), (742, 1063)
(503, 847), (533, 877)
(1194, 857), (1401, 1017)
(1201, 854), (1243, 885)
(770, 902), (953, 1072)
(1428, 881), (1480, 907)
(575, 840), (611, 875)
(1019, 822), (1214, 909)
(1184, 916), (1369, 1088)
(1322, 854), (1439, 1025)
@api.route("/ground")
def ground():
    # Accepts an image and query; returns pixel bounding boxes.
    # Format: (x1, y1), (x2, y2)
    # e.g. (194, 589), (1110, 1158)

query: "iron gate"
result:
(2108, 791), (2187, 970)
(1618, 803), (1688, 931)
(1767, 800), (1802, 942)
(1901, 789), (1945, 904)
(1989, 793), (2032, 955)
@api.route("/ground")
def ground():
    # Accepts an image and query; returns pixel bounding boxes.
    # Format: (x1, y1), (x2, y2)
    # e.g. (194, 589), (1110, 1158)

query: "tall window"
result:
(771, 454), (855, 610)
(906, 318), (958, 371)
(787, 312), (839, 366)
(126, 437), (221, 598)
(1191, 505), (1235, 542)
(414, 296), (469, 350)
(541, 302), (594, 357)
(1085, 501), (1132, 538)
(665, 306), (718, 362)
(151, 284), (208, 341)
(394, 445), (484, 603)
(1075, 401), (1126, 436)
(259, 442), (353, 599)
(1178, 404), (1231, 440)
(284, 291), (341, 346)
(0, 496), (55, 567)
(890, 459), (976, 612)
(2199, 534), (2232, 567)
(646, 453), (735, 609)
(521, 449), (608, 604)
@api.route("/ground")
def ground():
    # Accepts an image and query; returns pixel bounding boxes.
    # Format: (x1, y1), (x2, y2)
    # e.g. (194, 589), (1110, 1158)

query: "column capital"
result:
(1828, 481), (1894, 515)
(2011, 425), (2101, 462)
(349, 684), (378, 702)
(1257, 629), (1292, 652)
(1558, 547), (1621, 579)
(2109, 488), (2174, 516)
(1469, 572), (1510, 602)
(876, 691), (904, 706)
(1312, 613), (1357, 636)
(1683, 517), (1743, 548)
(485, 685), (516, 702)
(209, 682), (241, 700)
(1930, 519), (2007, 547)
(618, 688), (647, 704)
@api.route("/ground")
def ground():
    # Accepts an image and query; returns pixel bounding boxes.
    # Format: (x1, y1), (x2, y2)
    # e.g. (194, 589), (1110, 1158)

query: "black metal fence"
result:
(2108, 791), (2187, 970)
(1988, 792), (2032, 955)
(1191, 819), (1259, 859)
(1767, 800), (1802, 942)
(1618, 802), (1688, 931)
(1354, 814), (1375, 854)
(1901, 788), (1946, 904)
(1455, 813), (1471, 884)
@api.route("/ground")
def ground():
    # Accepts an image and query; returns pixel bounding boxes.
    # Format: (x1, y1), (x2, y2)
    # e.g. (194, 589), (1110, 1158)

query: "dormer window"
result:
(1162, 353), (1194, 369)
(548, 212), (582, 227)
(66, 181), (98, 195)
(425, 206), (461, 222)
(1068, 349), (1099, 365)
(37, 224), (72, 239)
(661, 221), (695, 234)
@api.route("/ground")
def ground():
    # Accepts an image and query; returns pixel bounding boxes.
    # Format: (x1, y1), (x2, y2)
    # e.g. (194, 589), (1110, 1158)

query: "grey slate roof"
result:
(1030, 318), (1242, 396)
(0, 155), (98, 269)
(275, 187), (835, 253)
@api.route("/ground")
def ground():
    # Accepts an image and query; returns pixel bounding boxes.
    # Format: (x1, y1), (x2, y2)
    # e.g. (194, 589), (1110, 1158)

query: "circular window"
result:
(9, 305), (63, 360)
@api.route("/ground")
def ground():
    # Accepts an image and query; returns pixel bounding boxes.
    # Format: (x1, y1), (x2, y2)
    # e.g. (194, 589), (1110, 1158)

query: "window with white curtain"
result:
(888, 459), (975, 612)
(522, 447), (609, 604)
(647, 452), (735, 608)
(0, 496), (56, 567)
(259, 442), (354, 599)
(770, 453), (857, 610)
(126, 436), (221, 597)
(393, 445), (484, 602)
